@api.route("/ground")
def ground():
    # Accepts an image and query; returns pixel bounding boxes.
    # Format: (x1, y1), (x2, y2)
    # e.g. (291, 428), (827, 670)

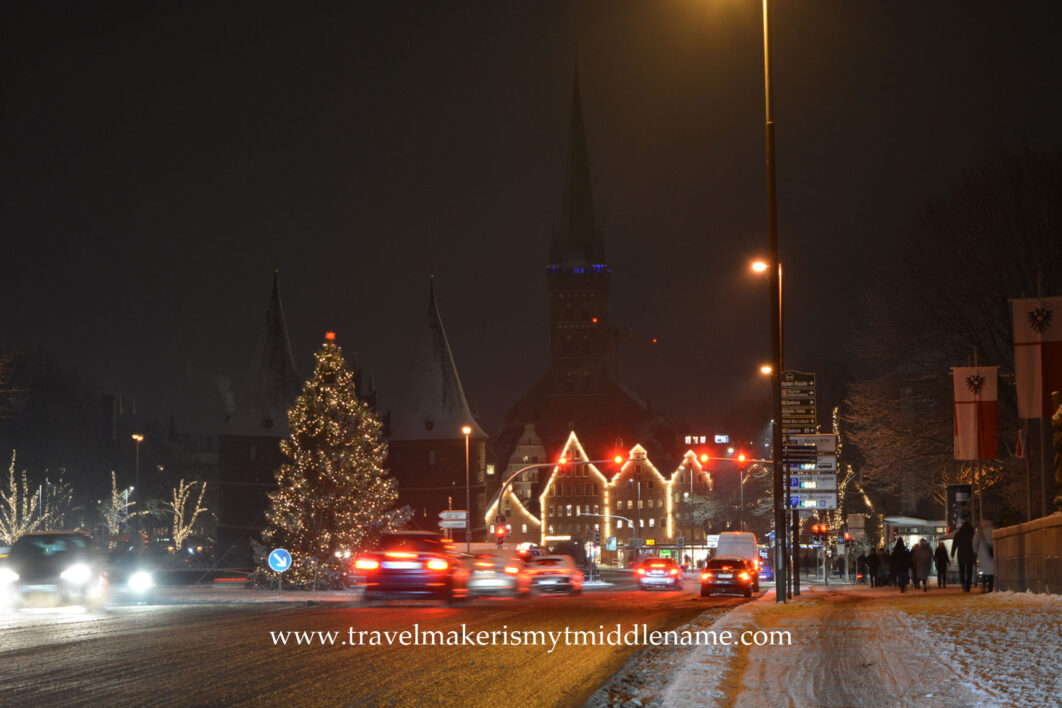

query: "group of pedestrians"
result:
(856, 519), (994, 593)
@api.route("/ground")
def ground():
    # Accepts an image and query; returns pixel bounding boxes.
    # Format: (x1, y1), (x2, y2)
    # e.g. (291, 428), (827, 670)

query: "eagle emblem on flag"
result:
(965, 373), (986, 394)
(1028, 307), (1053, 334)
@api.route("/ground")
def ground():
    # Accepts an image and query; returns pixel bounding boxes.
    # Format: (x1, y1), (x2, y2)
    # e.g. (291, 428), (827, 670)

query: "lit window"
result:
(648, 499), (654, 509)
(522, 524), (527, 533)
(638, 500), (643, 509)
(617, 520), (624, 529)
(627, 500), (633, 510)
(649, 519), (655, 528)
(639, 519), (645, 528)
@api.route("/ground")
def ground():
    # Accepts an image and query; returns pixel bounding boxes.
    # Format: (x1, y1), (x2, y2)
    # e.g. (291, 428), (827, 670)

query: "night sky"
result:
(2, 1), (1060, 437)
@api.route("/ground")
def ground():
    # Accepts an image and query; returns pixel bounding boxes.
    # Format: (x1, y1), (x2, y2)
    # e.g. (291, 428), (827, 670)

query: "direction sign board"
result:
(268, 548), (292, 574)
(788, 492), (838, 510)
(781, 371), (816, 388)
(790, 474), (838, 491)
(438, 510), (467, 521)
(782, 425), (818, 434)
(439, 520), (467, 529)
(785, 434), (837, 453)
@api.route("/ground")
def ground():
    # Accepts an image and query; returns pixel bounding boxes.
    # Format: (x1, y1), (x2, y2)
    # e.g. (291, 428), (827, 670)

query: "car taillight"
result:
(474, 561), (494, 568)
(739, 571), (749, 581)
(701, 572), (713, 580)
(650, 563), (665, 568)
(669, 568), (679, 576)
(385, 552), (418, 559)
(636, 568), (646, 576)
(425, 559), (448, 571)
(354, 558), (379, 571)
(504, 566), (519, 574)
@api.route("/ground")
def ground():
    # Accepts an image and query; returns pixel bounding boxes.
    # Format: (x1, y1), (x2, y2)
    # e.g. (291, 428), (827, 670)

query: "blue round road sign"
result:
(268, 548), (292, 573)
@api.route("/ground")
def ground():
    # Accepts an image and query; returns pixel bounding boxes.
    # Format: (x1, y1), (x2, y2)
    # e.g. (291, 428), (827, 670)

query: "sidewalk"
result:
(592, 585), (1062, 707)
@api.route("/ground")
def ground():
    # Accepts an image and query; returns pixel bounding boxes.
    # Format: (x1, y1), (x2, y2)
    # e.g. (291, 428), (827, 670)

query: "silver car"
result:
(527, 555), (584, 596)
(466, 550), (531, 599)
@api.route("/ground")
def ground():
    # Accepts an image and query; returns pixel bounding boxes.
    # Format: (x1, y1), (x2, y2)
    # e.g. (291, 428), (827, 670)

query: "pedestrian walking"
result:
(934, 541), (950, 588)
(912, 538), (933, 592)
(972, 526), (994, 592)
(867, 550), (881, 587)
(951, 520), (976, 592)
(879, 549), (892, 587)
(892, 538), (910, 592)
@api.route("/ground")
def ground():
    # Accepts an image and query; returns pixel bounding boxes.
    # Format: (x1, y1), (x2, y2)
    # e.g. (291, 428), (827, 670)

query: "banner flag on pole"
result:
(953, 366), (998, 460)
(1011, 296), (1062, 419)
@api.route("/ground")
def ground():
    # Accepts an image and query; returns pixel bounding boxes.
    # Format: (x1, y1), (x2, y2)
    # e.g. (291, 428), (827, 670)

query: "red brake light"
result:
(650, 562), (666, 568)
(385, 551), (417, 559)
(702, 572), (713, 580)
(636, 568), (646, 576)
(354, 558), (379, 571)
(669, 568), (679, 576)
(425, 558), (448, 571)
(504, 566), (519, 575)
(475, 561), (494, 568)
(739, 571), (750, 581)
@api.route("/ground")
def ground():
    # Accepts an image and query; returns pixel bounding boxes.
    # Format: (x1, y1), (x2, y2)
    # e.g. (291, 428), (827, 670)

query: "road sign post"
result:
(268, 548), (292, 597)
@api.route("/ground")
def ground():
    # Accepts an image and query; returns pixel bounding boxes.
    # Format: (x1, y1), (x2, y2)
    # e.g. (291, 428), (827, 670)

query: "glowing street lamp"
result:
(462, 425), (472, 553)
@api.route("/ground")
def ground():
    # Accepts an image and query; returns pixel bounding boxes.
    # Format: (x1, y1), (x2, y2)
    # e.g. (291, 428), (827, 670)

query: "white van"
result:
(715, 532), (761, 591)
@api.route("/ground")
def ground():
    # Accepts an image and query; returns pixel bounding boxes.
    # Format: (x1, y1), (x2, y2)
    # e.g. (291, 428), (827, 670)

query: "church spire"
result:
(390, 277), (486, 441)
(550, 65), (606, 267)
(227, 269), (300, 436)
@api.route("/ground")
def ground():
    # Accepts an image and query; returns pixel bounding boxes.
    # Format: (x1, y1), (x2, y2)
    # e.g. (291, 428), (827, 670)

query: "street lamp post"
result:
(760, 0), (786, 604)
(462, 425), (472, 553)
(131, 433), (144, 549)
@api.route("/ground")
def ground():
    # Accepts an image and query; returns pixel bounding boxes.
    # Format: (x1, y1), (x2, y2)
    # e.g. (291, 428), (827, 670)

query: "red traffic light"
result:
(613, 455), (624, 465)
(698, 453), (710, 464)
(737, 452), (747, 463)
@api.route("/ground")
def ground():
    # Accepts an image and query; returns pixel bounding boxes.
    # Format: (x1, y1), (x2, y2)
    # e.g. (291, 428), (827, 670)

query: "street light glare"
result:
(760, 364), (773, 374)
(461, 425), (472, 436)
(751, 261), (768, 273)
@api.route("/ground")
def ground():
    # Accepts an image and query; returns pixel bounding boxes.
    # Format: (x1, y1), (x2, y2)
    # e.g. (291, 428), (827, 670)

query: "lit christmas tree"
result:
(263, 332), (409, 587)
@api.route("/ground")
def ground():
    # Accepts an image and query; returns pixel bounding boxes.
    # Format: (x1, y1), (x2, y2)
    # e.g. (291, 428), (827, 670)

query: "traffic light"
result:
(698, 452), (710, 464)
(594, 527), (601, 545)
(494, 524), (507, 547)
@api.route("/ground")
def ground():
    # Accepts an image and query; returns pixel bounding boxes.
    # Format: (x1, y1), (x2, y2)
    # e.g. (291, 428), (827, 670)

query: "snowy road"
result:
(0, 582), (744, 706)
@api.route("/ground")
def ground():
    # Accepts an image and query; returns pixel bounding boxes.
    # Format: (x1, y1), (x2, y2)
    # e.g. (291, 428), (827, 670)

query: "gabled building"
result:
(388, 277), (488, 533)
(216, 270), (301, 563)
(479, 432), (717, 564)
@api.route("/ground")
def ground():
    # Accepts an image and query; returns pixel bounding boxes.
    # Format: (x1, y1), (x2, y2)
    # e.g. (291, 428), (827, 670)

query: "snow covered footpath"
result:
(588, 586), (1062, 707)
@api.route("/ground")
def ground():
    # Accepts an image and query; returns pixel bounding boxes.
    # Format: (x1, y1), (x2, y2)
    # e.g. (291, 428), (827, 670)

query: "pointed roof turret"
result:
(550, 67), (606, 268)
(390, 277), (487, 441)
(227, 269), (300, 437)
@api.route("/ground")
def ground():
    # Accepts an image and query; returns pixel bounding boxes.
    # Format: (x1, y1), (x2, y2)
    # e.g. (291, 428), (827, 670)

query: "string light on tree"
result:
(263, 331), (410, 587)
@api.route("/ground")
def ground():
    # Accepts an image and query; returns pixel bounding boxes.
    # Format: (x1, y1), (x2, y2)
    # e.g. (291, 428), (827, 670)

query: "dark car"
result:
(636, 557), (682, 590)
(700, 555), (754, 598)
(352, 532), (469, 605)
(0, 532), (107, 609)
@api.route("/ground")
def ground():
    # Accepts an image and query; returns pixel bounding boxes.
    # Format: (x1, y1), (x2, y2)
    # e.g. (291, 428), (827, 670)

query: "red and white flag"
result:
(953, 366), (998, 460)
(1012, 296), (1062, 419)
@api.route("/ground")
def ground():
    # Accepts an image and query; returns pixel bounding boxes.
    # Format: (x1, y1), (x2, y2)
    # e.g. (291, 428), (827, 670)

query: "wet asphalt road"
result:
(0, 579), (748, 707)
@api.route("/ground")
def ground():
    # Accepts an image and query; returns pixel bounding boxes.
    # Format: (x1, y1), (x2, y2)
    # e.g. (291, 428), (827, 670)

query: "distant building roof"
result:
(390, 278), (486, 442)
(226, 270), (300, 437)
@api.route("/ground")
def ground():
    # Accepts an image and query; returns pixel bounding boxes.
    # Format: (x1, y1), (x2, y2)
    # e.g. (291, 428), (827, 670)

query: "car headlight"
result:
(128, 571), (154, 593)
(60, 563), (92, 585)
(0, 568), (18, 584)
